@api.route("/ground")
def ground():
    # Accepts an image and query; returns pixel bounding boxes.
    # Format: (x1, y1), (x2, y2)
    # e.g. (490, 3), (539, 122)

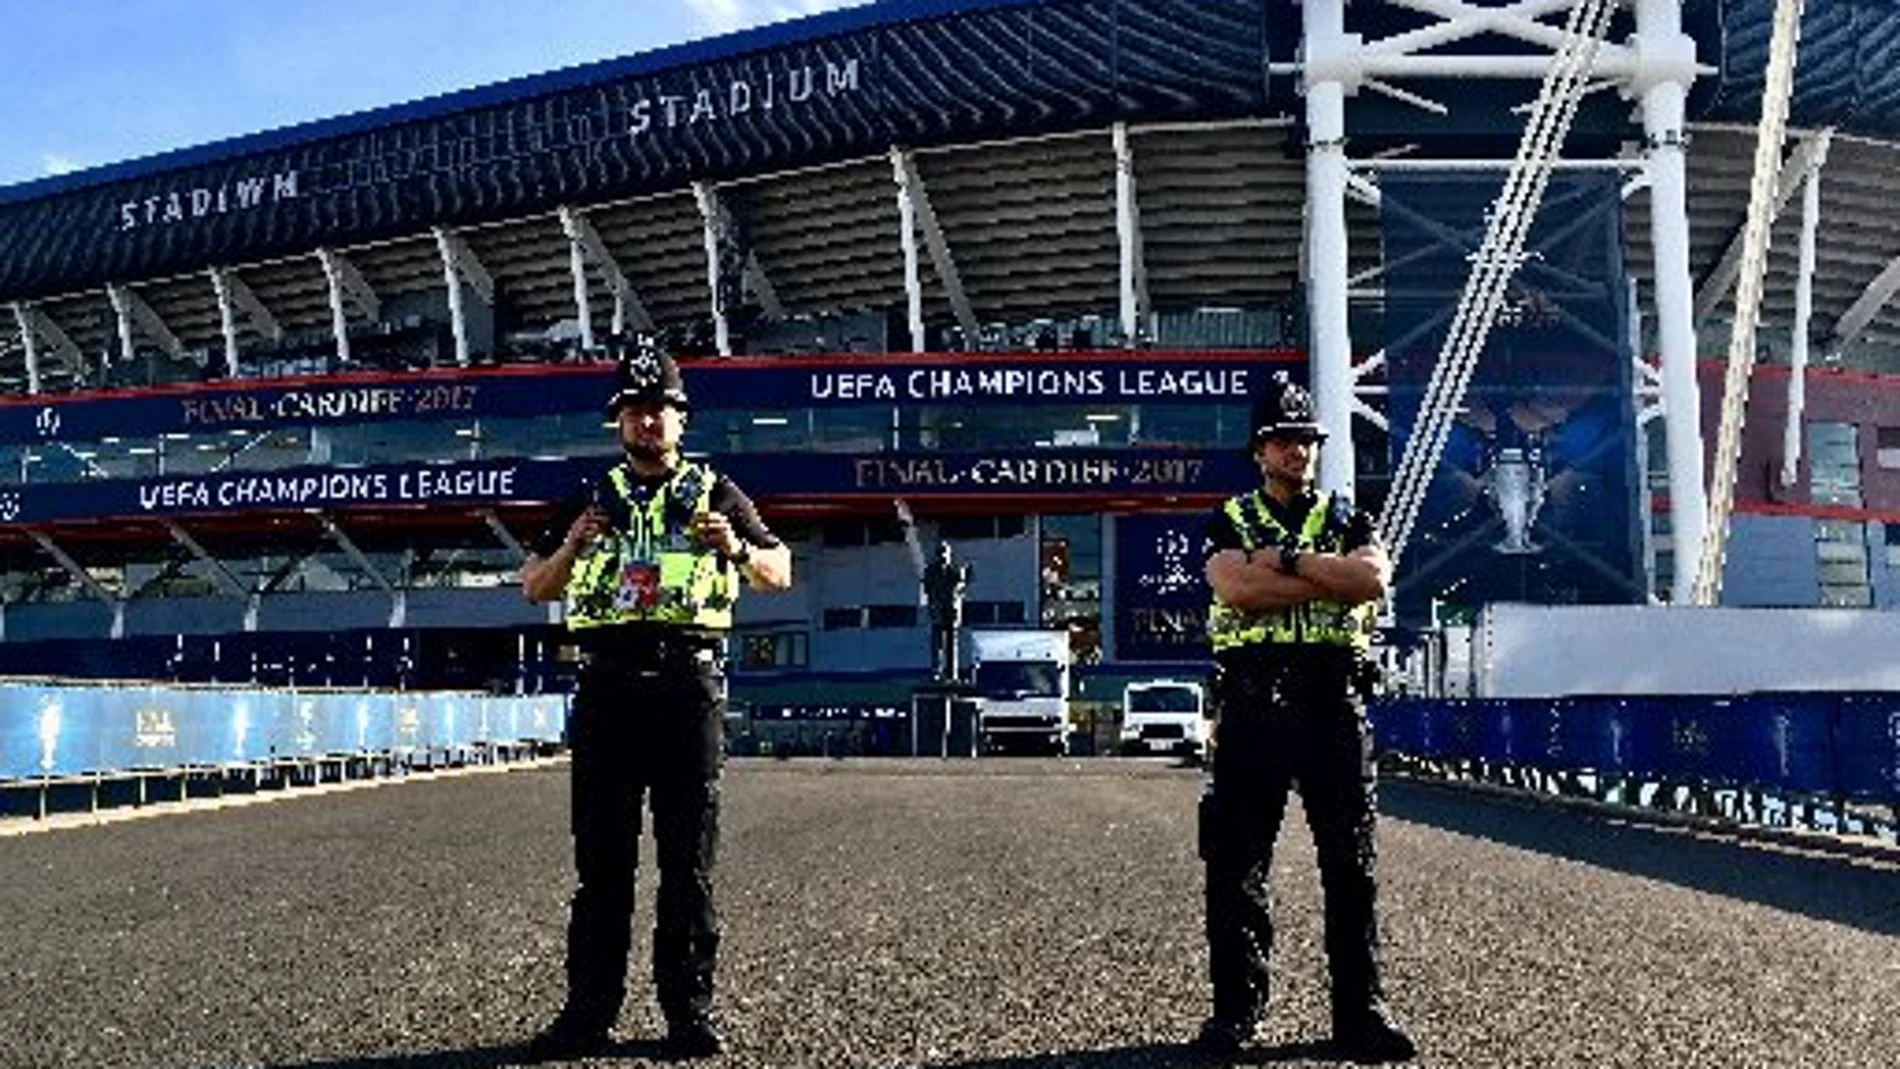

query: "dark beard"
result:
(623, 441), (669, 464)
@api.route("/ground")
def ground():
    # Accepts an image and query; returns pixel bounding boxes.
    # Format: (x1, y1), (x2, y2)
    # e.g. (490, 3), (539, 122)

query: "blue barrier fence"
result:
(1369, 693), (1900, 804)
(0, 680), (568, 781)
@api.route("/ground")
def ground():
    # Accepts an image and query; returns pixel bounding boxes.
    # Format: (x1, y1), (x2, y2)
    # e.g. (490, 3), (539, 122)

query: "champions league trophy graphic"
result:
(1465, 397), (1561, 556)
(1484, 438), (1548, 555)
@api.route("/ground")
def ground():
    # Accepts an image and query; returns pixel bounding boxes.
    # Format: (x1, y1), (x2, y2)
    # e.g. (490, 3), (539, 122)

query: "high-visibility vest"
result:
(1206, 489), (1375, 652)
(563, 461), (739, 631)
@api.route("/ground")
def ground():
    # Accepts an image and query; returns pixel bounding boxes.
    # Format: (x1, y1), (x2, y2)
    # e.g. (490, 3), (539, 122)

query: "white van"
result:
(1118, 679), (1207, 759)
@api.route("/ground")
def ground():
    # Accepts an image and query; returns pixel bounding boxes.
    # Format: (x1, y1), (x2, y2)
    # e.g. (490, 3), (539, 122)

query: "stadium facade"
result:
(3, 0), (1900, 712)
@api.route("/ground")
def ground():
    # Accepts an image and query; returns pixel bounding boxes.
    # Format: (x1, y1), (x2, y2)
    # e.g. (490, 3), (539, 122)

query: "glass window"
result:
(966, 601), (1027, 626)
(1815, 519), (1870, 608)
(1807, 422), (1862, 507)
(738, 631), (808, 669)
(866, 604), (918, 629)
(1877, 427), (1900, 471)
(822, 607), (863, 630)
(1886, 524), (1900, 571)
(1040, 513), (1103, 664)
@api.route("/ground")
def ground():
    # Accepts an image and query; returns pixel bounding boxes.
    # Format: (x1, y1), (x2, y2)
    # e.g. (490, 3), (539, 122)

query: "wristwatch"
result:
(1277, 545), (1302, 575)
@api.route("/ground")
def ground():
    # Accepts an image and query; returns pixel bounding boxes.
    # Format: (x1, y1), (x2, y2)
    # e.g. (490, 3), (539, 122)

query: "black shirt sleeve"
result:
(1342, 508), (1377, 553)
(712, 475), (782, 550)
(530, 491), (589, 559)
(1203, 506), (1243, 557)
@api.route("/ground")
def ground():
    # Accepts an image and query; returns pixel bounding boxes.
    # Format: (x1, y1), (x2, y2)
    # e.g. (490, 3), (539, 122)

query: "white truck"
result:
(967, 629), (1070, 755)
(1427, 603), (1900, 698)
(1118, 678), (1208, 759)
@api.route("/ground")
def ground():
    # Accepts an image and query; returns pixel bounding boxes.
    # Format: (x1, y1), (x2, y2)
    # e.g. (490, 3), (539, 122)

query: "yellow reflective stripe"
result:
(565, 462), (739, 631)
(1208, 489), (1372, 650)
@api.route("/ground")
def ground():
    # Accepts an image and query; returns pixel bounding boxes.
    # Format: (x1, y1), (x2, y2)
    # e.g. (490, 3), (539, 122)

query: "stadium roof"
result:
(6, 0), (1900, 395)
(6, 0), (1900, 209)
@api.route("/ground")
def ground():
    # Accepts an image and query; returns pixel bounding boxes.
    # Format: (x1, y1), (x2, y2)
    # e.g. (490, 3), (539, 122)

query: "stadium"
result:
(2, 0), (1898, 725)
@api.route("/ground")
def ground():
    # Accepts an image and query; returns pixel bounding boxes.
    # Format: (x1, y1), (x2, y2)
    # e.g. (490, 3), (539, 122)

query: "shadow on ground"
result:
(930, 1039), (1346, 1068)
(1384, 779), (1900, 937)
(268, 1037), (670, 1068)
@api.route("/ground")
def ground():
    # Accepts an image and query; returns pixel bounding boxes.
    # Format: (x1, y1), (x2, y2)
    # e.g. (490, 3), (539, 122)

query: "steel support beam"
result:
(12, 302), (40, 395)
(692, 182), (733, 356)
(891, 147), (927, 352)
(317, 248), (379, 364)
(1693, 132), (1832, 326)
(434, 226), (494, 367)
(481, 510), (529, 565)
(209, 266), (281, 378)
(1114, 122), (1151, 348)
(1828, 256), (1900, 355)
(13, 304), (83, 390)
(558, 206), (655, 347)
(312, 512), (395, 594)
(1636, 0), (1710, 605)
(559, 206), (597, 350)
(1303, 0), (1359, 497)
(27, 529), (124, 638)
(893, 149), (980, 346)
(107, 283), (185, 364)
(1782, 152), (1824, 488)
(162, 519), (252, 599)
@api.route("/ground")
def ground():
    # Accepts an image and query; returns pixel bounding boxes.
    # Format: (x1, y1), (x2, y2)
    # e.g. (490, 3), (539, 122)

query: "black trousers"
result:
(1201, 653), (1385, 1027)
(562, 652), (725, 1029)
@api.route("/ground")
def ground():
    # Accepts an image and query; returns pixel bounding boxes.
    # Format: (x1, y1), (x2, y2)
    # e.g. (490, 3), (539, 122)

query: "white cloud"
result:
(40, 154), (80, 177)
(683, 0), (867, 35)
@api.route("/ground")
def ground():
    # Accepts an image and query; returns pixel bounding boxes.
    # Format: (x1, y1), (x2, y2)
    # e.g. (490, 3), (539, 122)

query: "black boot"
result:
(664, 1014), (725, 1060)
(524, 1008), (613, 1062)
(1333, 1001), (1416, 1064)
(1194, 1016), (1257, 1060)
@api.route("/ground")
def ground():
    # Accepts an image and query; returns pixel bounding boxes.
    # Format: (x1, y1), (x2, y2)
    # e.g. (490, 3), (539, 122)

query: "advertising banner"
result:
(1381, 173), (1645, 624)
(1113, 512), (1218, 662)
(0, 352), (1288, 446)
(1, 450), (1254, 526)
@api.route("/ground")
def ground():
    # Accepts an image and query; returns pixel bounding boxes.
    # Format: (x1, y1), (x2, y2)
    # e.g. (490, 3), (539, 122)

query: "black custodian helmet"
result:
(605, 337), (691, 415)
(1249, 372), (1327, 443)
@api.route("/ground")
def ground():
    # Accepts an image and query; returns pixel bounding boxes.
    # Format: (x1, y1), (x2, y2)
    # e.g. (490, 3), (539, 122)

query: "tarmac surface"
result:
(2, 757), (1898, 1069)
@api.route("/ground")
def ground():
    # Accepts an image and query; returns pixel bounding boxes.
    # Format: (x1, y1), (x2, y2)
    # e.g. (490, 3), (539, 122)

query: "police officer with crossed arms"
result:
(521, 338), (791, 1060)
(1197, 373), (1415, 1063)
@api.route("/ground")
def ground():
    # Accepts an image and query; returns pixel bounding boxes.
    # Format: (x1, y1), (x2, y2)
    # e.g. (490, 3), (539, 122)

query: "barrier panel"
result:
(0, 680), (568, 782)
(1370, 691), (1900, 805)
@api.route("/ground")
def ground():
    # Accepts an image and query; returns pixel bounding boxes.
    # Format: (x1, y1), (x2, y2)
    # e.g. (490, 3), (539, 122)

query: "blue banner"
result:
(0, 682), (568, 780)
(0, 353), (1285, 447)
(1114, 512), (1217, 661)
(1, 449), (1253, 525)
(1369, 692), (1900, 803)
(1381, 173), (1645, 624)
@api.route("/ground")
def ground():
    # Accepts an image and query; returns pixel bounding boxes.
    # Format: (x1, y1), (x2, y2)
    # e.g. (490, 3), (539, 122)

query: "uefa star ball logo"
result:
(34, 405), (60, 439)
(1140, 527), (1201, 596)
(0, 492), (19, 523)
(625, 348), (661, 387)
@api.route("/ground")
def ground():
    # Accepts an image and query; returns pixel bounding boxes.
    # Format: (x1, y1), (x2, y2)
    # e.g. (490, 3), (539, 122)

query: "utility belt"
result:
(1214, 643), (1380, 700)
(577, 626), (725, 678)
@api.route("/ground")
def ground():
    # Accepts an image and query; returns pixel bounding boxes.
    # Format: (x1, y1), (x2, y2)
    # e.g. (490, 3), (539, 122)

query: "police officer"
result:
(520, 338), (791, 1060)
(1197, 373), (1415, 1063)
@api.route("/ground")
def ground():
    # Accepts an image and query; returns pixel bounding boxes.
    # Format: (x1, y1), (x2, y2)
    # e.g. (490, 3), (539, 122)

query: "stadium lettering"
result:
(627, 59), (862, 138)
(1116, 368), (1252, 397)
(905, 368), (1107, 400)
(1128, 607), (1203, 642)
(811, 372), (898, 400)
(118, 170), (301, 232)
(969, 457), (1120, 487)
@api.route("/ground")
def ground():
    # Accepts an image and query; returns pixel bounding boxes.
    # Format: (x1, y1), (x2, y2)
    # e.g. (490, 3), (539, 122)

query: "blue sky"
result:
(0, 0), (870, 189)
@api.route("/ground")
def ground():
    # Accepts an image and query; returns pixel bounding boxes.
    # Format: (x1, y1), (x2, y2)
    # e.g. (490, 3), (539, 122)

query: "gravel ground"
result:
(1, 758), (1896, 1069)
